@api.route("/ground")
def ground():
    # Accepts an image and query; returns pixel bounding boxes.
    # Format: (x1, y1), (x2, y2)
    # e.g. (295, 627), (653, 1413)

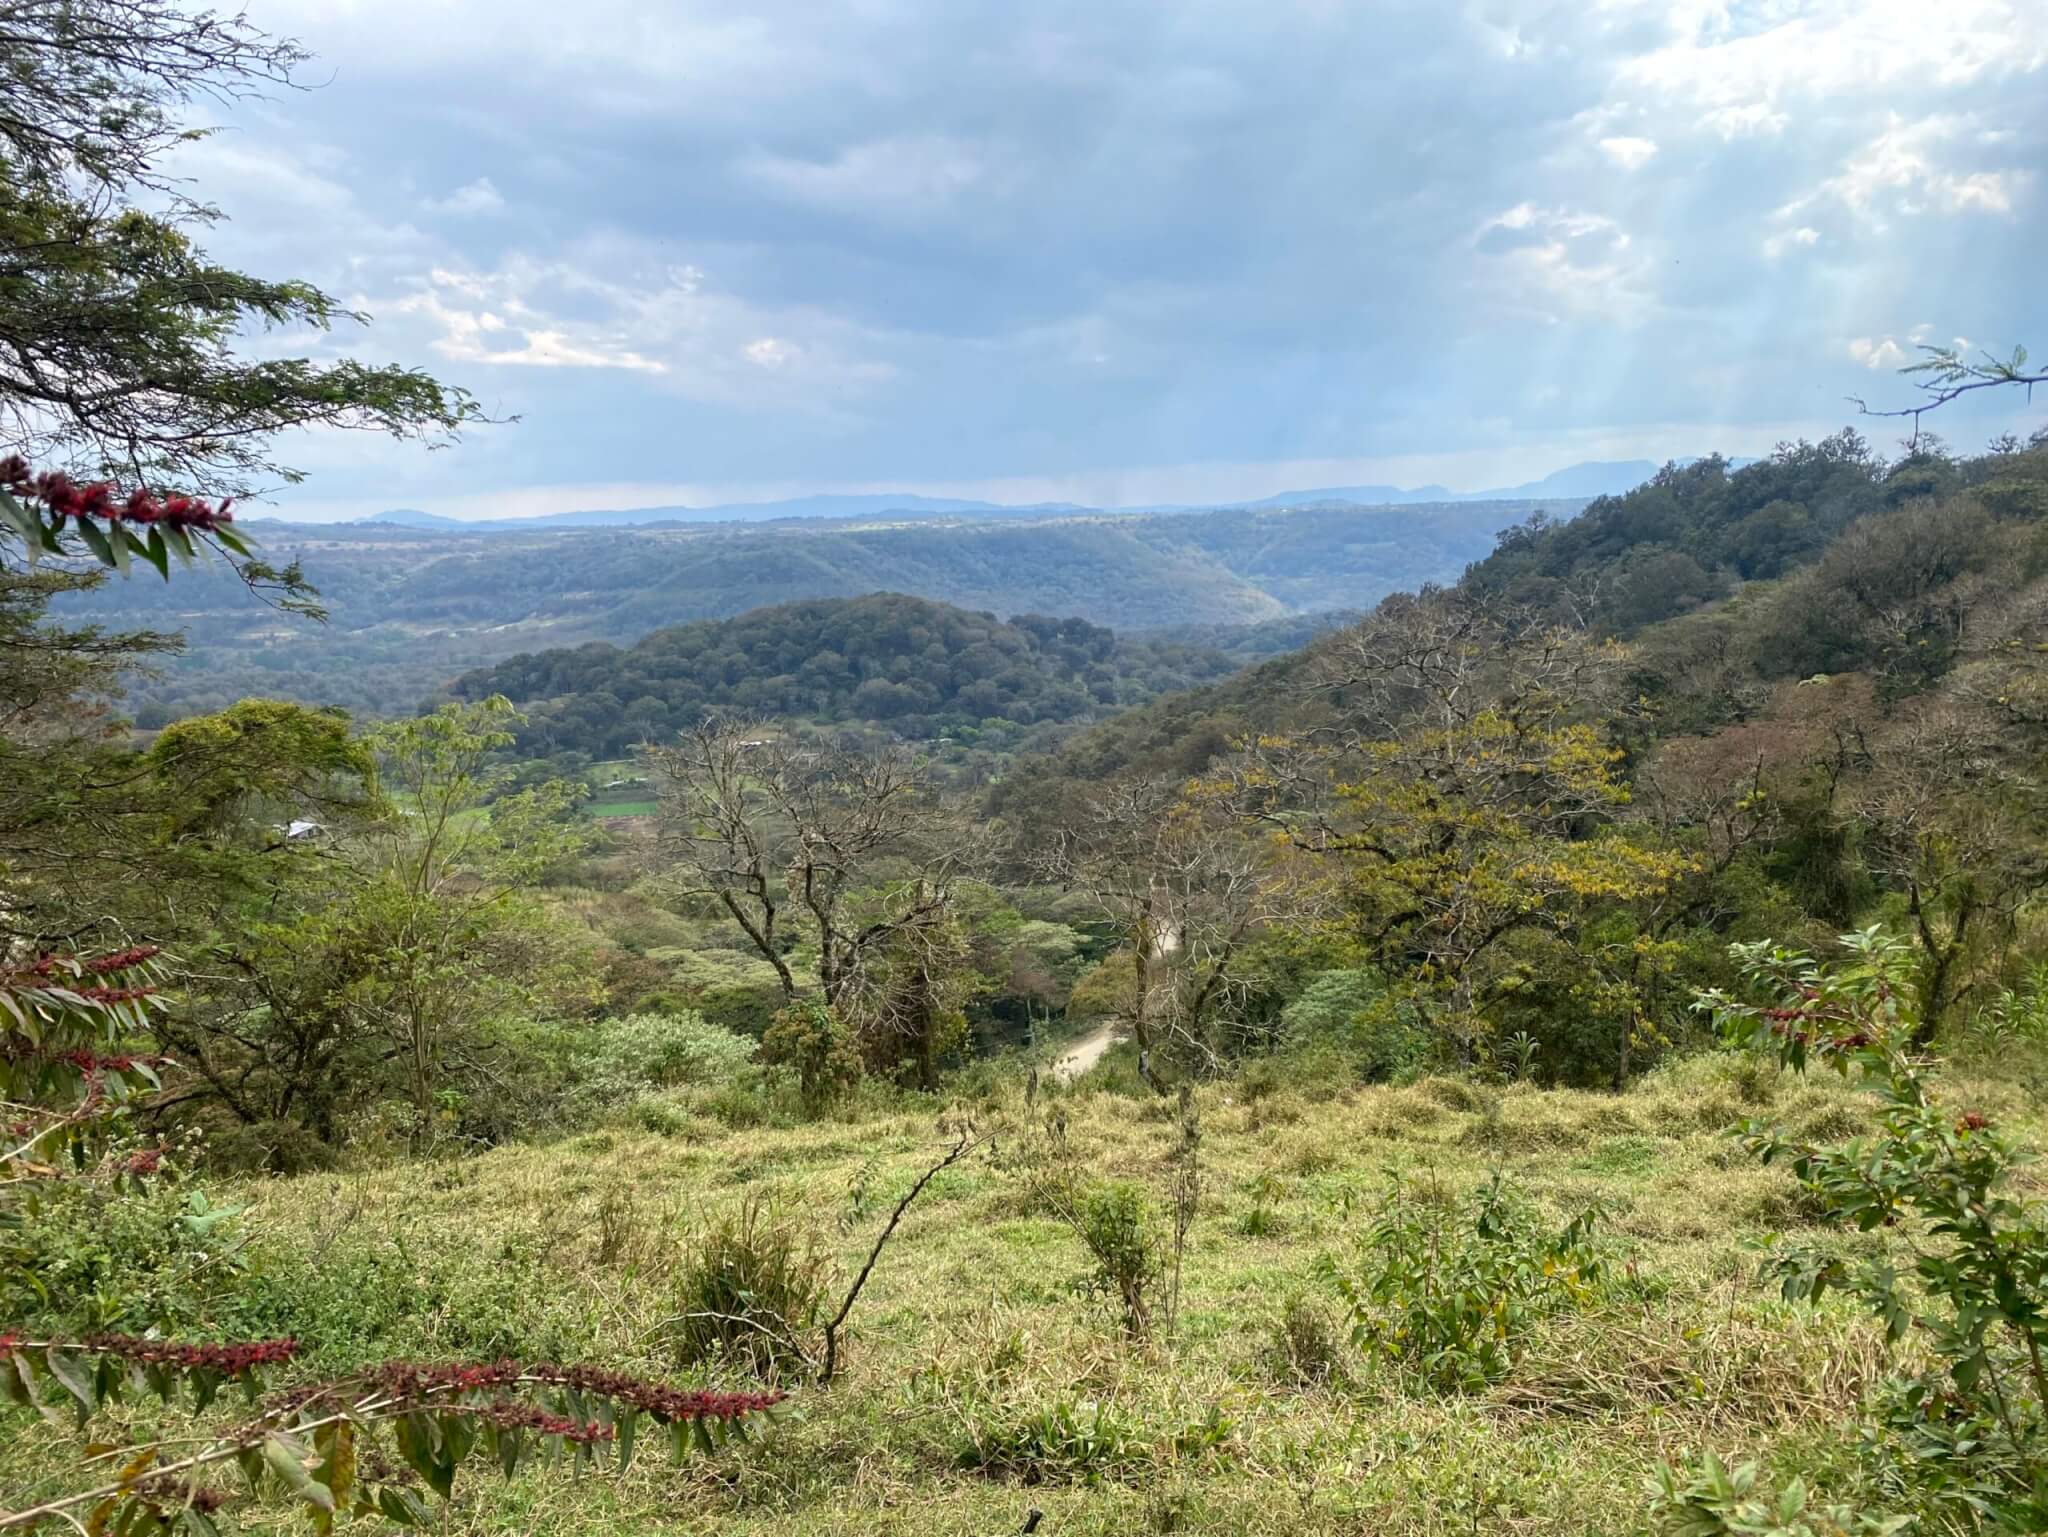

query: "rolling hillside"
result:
(58, 498), (1573, 723)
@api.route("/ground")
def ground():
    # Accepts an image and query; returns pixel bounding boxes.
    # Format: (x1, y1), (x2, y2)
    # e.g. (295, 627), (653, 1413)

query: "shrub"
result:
(1323, 1173), (1606, 1392)
(1686, 928), (2048, 1532)
(578, 1010), (758, 1105)
(1647, 1453), (1906, 1537)
(1279, 970), (1425, 1081)
(1068, 1181), (1163, 1339)
(1268, 1292), (1347, 1388)
(667, 1195), (830, 1378)
(2, 1177), (249, 1335)
(760, 999), (864, 1113)
(955, 1395), (1148, 1484)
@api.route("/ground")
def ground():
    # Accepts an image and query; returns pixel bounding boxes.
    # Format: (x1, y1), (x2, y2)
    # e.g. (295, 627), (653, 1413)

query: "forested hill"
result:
(448, 593), (1282, 759)
(990, 432), (2048, 834)
(54, 497), (1572, 725)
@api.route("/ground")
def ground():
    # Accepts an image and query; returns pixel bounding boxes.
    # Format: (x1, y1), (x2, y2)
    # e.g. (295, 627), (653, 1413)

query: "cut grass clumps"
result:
(667, 1192), (829, 1378)
(955, 1395), (1150, 1485)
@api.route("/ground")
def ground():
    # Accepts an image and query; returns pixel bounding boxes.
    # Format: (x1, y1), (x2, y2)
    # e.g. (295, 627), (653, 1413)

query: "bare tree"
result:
(646, 716), (970, 1081)
(1041, 775), (1305, 1091)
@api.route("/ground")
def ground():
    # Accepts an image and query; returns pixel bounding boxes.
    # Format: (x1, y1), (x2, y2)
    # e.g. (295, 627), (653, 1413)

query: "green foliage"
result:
(1278, 970), (1425, 1081)
(760, 1000), (865, 1113)
(1067, 1181), (1164, 1339)
(1647, 1454), (1908, 1537)
(576, 1011), (760, 1103)
(1324, 1174), (1607, 1392)
(667, 1195), (831, 1378)
(453, 594), (1255, 759)
(955, 1395), (1149, 1484)
(1698, 929), (2048, 1529)
(2, 1177), (247, 1334)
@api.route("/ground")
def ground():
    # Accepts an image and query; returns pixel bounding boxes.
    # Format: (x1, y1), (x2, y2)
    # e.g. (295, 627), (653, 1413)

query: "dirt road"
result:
(1049, 1021), (1121, 1083)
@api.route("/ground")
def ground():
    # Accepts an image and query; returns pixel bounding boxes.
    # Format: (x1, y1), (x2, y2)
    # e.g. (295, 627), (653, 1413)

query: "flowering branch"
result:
(0, 1337), (789, 1533)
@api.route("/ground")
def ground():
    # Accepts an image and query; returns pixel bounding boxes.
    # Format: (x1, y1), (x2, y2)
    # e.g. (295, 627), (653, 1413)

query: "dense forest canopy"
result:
(446, 593), (1283, 759)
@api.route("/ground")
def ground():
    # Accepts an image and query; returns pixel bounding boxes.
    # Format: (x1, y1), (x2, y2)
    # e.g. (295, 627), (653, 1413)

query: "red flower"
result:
(1957, 1111), (1990, 1133)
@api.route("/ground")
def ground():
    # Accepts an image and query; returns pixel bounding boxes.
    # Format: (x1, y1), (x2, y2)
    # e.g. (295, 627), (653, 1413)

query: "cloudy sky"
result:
(186, 0), (2047, 520)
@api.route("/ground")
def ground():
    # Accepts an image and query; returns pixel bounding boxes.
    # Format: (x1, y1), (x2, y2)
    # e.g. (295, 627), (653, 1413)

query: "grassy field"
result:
(582, 798), (659, 819)
(7, 1049), (2043, 1535)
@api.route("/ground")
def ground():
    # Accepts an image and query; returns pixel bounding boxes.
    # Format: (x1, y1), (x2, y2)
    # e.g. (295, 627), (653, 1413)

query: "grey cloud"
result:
(176, 0), (2047, 513)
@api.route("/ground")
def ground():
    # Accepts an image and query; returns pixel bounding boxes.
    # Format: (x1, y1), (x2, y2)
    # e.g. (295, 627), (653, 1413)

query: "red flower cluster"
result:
(1, 458), (233, 530)
(372, 1359), (526, 1403)
(467, 1398), (615, 1445)
(367, 1359), (785, 1425)
(87, 946), (162, 974)
(72, 985), (157, 1005)
(1957, 1111), (1991, 1132)
(528, 1364), (786, 1424)
(83, 1335), (299, 1374)
(124, 1147), (164, 1177)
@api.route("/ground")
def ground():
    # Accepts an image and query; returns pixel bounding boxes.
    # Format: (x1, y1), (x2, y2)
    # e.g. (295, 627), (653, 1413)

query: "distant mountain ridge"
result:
(355, 458), (1724, 532)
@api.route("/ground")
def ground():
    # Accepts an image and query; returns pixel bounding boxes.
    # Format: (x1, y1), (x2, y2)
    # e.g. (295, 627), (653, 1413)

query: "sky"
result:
(180, 0), (2048, 521)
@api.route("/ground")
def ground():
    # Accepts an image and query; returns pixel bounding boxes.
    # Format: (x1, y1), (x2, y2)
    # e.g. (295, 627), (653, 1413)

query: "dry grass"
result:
(4, 1050), (2038, 1535)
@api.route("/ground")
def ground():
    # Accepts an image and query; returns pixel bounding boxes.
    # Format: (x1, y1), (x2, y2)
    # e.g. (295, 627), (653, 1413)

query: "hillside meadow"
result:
(10, 1044), (2040, 1536)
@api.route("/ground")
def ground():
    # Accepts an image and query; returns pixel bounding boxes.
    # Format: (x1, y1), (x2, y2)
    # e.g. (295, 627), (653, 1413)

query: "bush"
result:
(1688, 929), (2048, 1532)
(1068, 1180), (1163, 1339)
(2, 1178), (248, 1335)
(955, 1395), (1149, 1485)
(1279, 969), (1425, 1081)
(667, 1194), (830, 1378)
(760, 999), (864, 1113)
(1323, 1173), (1606, 1392)
(1267, 1292), (1347, 1388)
(579, 1010), (758, 1102)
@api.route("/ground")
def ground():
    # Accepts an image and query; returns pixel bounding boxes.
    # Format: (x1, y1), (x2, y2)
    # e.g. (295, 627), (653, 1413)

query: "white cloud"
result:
(1849, 336), (1908, 370)
(1598, 135), (1659, 170)
(1761, 225), (1820, 259)
(1616, 1), (2045, 108)
(389, 282), (666, 372)
(379, 256), (894, 404)
(1473, 204), (1651, 322)
(740, 135), (988, 220)
(1792, 113), (2030, 223)
(1699, 102), (1788, 139)
(744, 337), (798, 367)
(431, 177), (505, 214)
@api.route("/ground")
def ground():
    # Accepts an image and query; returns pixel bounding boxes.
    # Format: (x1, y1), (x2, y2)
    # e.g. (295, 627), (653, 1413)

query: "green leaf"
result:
(75, 516), (117, 568)
(44, 1347), (97, 1423)
(262, 1434), (336, 1513)
(12, 1349), (64, 1428)
(376, 1487), (429, 1528)
(212, 525), (252, 558)
(163, 525), (196, 566)
(615, 1409), (637, 1473)
(0, 490), (43, 548)
(142, 527), (171, 580)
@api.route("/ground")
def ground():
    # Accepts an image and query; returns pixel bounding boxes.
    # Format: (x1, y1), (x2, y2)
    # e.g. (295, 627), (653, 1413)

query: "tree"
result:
(0, 1), (481, 503)
(1233, 593), (1694, 1069)
(647, 716), (968, 1087)
(1042, 774), (1306, 1089)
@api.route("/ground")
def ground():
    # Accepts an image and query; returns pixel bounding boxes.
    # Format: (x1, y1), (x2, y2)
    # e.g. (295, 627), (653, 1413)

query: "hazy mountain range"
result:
(358, 458), (1709, 532)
